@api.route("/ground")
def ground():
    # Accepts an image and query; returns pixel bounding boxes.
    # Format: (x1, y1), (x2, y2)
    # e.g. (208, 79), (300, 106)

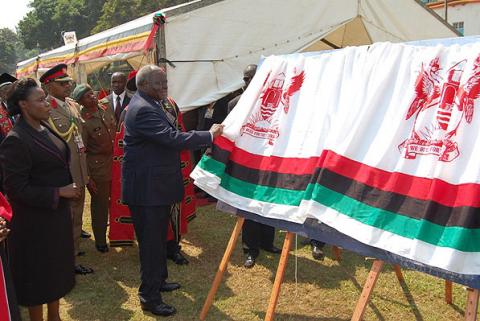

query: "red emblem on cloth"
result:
(241, 68), (305, 144)
(399, 55), (480, 162)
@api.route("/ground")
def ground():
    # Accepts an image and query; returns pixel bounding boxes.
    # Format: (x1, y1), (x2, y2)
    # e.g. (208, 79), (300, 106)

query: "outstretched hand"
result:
(209, 124), (224, 139)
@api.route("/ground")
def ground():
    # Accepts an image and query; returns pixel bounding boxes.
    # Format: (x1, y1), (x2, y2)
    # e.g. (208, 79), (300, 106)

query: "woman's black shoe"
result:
(75, 264), (94, 275)
(81, 230), (91, 238)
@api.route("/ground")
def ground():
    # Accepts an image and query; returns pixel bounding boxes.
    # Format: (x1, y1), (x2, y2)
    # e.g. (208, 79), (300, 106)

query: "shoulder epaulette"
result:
(98, 102), (108, 111)
(99, 97), (109, 104)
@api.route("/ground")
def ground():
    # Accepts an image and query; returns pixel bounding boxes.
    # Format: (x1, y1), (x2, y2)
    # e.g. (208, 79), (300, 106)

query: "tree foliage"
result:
(17, 0), (187, 51)
(92, 0), (185, 34)
(0, 28), (18, 73)
(18, 0), (106, 50)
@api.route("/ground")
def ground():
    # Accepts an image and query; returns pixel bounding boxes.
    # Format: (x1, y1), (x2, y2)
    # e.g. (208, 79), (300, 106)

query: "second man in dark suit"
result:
(107, 72), (131, 123)
(228, 64), (281, 269)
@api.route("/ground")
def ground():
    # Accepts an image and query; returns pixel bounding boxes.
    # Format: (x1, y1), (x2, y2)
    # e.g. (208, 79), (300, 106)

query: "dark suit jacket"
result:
(108, 92), (131, 122)
(227, 94), (241, 114)
(0, 119), (75, 306)
(122, 91), (212, 206)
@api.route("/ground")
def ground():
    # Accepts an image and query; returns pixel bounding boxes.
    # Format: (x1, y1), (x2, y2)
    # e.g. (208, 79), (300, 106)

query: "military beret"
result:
(0, 73), (17, 90)
(71, 84), (92, 102)
(39, 64), (72, 84)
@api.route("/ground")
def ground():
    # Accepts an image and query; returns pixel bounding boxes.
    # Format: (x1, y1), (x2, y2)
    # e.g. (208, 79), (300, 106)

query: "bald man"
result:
(122, 65), (223, 316)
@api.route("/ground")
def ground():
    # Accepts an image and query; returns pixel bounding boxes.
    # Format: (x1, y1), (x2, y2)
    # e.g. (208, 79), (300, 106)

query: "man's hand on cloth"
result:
(209, 123), (224, 139)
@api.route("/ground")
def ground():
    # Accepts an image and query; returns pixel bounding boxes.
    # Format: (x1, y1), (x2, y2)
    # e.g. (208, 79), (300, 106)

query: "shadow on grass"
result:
(187, 205), (380, 320)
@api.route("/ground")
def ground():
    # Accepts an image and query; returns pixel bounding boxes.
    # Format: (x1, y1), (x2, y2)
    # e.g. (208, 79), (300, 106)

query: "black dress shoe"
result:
(96, 244), (109, 253)
(141, 301), (176, 316)
(311, 245), (325, 261)
(159, 282), (181, 292)
(76, 251), (86, 257)
(81, 230), (91, 239)
(170, 252), (189, 265)
(75, 264), (94, 275)
(244, 254), (255, 268)
(263, 246), (282, 254)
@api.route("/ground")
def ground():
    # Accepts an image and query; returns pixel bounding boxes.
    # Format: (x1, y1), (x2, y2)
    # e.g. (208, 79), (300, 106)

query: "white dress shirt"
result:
(112, 91), (126, 113)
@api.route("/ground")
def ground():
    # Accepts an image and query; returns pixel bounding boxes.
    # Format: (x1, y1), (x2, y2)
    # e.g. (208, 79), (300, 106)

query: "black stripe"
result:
(211, 144), (230, 164)
(222, 159), (480, 229)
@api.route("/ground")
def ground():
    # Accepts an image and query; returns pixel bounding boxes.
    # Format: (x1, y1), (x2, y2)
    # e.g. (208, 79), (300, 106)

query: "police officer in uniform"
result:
(40, 64), (93, 275)
(72, 84), (116, 253)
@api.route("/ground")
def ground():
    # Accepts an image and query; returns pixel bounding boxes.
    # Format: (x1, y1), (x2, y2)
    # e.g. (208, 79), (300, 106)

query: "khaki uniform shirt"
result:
(47, 96), (89, 187)
(81, 101), (116, 182)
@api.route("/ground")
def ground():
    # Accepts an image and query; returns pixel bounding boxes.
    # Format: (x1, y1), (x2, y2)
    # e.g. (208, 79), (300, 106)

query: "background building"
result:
(421, 0), (480, 35)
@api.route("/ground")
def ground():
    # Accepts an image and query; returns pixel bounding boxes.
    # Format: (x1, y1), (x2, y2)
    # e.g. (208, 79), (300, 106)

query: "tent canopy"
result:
(16, 0), (459, 111)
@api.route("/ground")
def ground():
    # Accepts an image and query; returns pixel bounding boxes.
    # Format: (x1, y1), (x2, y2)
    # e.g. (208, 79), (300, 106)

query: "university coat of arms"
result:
(399, 55), (480, 162)
(241, 69), (305, 144)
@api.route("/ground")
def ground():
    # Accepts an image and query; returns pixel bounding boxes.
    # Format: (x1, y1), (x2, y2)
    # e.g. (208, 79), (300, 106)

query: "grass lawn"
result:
(21, 198), (477, 321)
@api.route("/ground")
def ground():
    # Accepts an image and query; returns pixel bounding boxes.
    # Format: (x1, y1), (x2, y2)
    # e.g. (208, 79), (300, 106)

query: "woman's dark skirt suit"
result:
(0, 119), (75, 306)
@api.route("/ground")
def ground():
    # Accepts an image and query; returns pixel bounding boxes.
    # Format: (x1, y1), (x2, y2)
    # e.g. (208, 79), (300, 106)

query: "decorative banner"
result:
(192, 41), (480, 276)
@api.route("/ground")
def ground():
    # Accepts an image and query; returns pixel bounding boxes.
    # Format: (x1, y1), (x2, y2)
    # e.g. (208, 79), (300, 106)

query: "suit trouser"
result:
(90, 180), (111, 247)
(129, 205), (170, 303)
(71, 186), (86, 256)
(242, 219), (275, 258)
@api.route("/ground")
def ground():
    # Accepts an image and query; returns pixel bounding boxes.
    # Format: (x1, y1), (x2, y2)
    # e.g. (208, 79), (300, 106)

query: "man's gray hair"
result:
(136, 65), (164, 89)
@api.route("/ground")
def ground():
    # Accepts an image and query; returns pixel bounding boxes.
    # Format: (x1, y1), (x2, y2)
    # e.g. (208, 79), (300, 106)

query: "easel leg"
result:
(445, 280), (453, 304)
(393, 265), (404, 283)
(199, 216), (245, 321)
(351, 260), (385, 321)
(264, 232), (294, 321)
(333, 246), (342, 262)
(465, 288), (479, 321)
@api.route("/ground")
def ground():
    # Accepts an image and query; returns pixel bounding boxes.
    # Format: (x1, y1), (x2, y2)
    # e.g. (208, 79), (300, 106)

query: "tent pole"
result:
(444, 0), (448, 23)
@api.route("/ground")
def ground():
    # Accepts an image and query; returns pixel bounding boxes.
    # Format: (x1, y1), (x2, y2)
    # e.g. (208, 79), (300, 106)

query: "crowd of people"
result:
(0, 62), (326, 320)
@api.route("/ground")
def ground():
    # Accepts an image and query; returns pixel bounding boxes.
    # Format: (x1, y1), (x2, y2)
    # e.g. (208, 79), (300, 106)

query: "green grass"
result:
(20, 198), (477, 321)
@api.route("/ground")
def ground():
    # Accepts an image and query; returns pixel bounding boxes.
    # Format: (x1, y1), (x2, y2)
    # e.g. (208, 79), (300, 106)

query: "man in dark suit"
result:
(107, 72), (131, 123)
(122, 65), (223, 316)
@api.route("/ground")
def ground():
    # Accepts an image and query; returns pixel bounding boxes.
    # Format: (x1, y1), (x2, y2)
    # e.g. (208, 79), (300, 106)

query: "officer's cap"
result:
(39, 64), (72, 84)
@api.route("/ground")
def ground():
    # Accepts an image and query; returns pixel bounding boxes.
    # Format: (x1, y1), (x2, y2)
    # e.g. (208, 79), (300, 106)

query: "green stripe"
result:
(198, 155), (480, 252)
(198, 155), (226, 177)
(198, 156), (305, 205)
(306, 184), (480, 252)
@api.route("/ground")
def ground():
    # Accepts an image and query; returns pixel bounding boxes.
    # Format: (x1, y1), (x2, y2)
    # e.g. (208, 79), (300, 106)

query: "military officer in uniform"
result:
(40, 64), (93, 275)
(72, 84), (116, 253)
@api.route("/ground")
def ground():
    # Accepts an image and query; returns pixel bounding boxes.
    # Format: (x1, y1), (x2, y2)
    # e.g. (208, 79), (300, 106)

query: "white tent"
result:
(17, 0), (459, 111)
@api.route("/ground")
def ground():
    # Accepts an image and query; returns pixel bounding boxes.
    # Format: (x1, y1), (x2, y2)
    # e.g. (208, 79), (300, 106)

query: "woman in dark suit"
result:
(0, 78), (80, 321)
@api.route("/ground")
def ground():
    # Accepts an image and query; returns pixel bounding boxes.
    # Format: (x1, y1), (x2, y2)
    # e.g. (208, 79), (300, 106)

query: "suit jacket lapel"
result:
(18, 120), (68, 165)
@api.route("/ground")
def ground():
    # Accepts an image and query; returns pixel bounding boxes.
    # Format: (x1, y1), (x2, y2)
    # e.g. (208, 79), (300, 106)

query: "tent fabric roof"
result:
(16, 0), (459, 111)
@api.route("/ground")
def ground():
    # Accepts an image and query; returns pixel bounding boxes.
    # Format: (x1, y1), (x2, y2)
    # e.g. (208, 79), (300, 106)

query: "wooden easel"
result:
(199, 215), (296, 321)
(351, 259), (480, 321)
(200, 216), (244, 320)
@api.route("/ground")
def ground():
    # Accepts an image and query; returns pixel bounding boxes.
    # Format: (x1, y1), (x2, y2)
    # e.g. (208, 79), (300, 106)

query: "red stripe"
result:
(215, 136), (320, 175)
(0, 257), (11, 321)
(212, 136), (480, 208)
